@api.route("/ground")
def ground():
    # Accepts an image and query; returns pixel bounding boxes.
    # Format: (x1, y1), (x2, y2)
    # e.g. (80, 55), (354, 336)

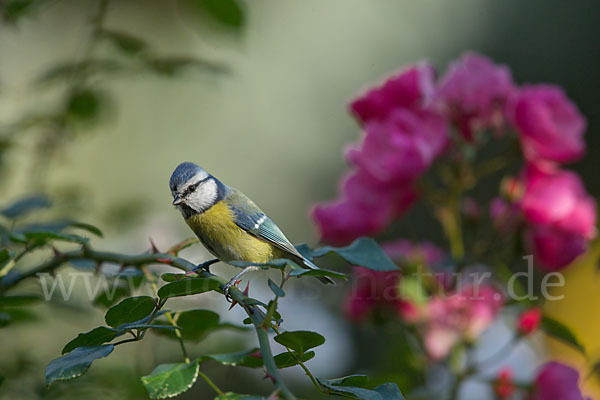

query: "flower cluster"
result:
(345, 239), (444, 322)
(495, 362), (591, 400)
(312, 51), (596, 398)
(313, 51), (596, 269)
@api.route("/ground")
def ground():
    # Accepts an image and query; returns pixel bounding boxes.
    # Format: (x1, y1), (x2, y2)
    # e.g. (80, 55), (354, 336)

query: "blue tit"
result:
(169, 162), (334, 285)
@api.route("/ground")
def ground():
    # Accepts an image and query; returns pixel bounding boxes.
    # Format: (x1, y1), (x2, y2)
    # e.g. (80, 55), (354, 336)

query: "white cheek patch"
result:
(187, 179), (218, 212)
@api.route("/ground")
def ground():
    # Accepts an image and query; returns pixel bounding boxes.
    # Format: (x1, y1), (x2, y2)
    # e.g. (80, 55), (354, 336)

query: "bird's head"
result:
(169, 162), (219, 217)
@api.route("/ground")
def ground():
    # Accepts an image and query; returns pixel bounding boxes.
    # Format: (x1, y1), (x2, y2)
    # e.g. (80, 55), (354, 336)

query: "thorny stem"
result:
(0, 247), (297, 399)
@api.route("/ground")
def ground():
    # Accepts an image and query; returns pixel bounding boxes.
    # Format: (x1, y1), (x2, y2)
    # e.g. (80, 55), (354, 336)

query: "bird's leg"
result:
(223, 266), (262, 302)
(191, 258), (219, 273)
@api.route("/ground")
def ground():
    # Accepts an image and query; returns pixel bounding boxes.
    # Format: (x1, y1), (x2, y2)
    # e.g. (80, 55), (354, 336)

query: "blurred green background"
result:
(1, 0), (599, 399)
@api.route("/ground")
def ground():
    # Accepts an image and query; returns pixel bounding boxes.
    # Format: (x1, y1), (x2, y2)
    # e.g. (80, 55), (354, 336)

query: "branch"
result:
(0, 246), (297, 399)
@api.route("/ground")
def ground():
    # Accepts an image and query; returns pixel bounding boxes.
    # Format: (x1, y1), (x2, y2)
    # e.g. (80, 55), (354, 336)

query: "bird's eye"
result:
(188, 184), (196, 193)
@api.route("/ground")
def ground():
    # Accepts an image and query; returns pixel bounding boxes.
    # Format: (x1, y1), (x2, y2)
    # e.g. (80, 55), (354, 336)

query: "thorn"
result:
(267, 390), (281, 400)
(94, 261), (102, 274)
(149, 238), (160, 254)
(156, 258), (172, 264)
(263, 370), (276, 384)
(228, 300), (238, 311)
(242, 281), (250, 297)
(118, 263), (127, 272)
(51, 246), (62, 258)
(249, 350), (262, 358)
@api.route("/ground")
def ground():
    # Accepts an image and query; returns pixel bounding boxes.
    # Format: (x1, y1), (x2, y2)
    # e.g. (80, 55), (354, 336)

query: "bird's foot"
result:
(191, 259), (219, 274)
(222, 265), (262, 303)
(223, 278), (242, 303)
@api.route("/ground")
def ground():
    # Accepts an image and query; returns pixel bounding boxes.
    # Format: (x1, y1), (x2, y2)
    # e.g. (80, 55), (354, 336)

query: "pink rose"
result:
(510, 84), (586, 164)
(424, 285), (503, 360)
(381, 239), (445, 266)
(527, 224), (587, 271)
(350, 63), (436, 124)
(437, 52), (515, 140)
(344, 266), (402, 321)
(521, 165), (596, 238)
(532, 362), (590, 400)
(345, 108), (449, 185)
(345, 240), (443, 322)
(311, 171), (416, 245)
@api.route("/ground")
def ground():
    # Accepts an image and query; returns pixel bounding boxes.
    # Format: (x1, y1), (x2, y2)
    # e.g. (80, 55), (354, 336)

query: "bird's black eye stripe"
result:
(186, 177), (210, 194)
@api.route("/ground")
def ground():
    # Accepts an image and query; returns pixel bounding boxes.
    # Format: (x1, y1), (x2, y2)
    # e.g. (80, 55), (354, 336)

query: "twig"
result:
(197, 370), (225, 396)
(0, 246), (296, 399)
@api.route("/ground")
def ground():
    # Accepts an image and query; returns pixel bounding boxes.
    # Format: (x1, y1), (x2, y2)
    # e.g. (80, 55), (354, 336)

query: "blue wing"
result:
(227, 189), (303, 258)
(225, 187), (334, 284)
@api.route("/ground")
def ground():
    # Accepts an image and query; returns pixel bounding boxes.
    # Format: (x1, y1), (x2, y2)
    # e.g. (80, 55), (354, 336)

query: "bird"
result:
(168, 162), (334, 291)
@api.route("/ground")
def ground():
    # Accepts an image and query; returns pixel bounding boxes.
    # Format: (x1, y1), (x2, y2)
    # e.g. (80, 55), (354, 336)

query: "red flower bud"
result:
(517, 307), (542, 335)
(494, 368), (515, 398)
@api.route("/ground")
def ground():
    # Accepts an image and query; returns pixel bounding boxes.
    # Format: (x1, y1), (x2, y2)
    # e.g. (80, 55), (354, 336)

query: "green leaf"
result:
(1, 195), (50, 219)
(62, 326), (119, 354)
(189, 0), (245, 29)
(36, 59), (121, 86)
(154, 309), (220, 341)
(288, 264), (346, 280)
(101, 29), (148, 56)
(161, 272), (191, 282)
(0, 248), (12, 265)
(373, 383), (406, 399)
(174, 310), (219, 340)
(158, 277), (220, 299)
(215, 393), (266, 400)
(0, 375), (4, 387)
(141, 360), (199, 400)
(273, 350), (315, 368)
(66, 89), (104, 122)
(274, 330), (325, 354)
(131, 324), (178, 331)
(200, 348), (263, 368)
(2, 0), (40, 24)
(0, 308), (38, 326)
(0, 312), (10, 327)
(317, 375), (406, 400)
(104, 296), (155, 328)
(268, 278), (284, 297)
(22, 231), (89, 245)
(147, 56), (226, 77)
(45, 345), (114, 385)
(0, 294), (40, 307)
(69, 222), (103, 237)
(541, 315), (586, 354)
(312, 237), (399, 271)
(93, 286), (130, 308)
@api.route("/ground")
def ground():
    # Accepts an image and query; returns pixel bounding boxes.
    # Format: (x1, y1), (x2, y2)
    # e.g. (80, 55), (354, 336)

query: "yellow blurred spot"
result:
(544, 238), (600, 399)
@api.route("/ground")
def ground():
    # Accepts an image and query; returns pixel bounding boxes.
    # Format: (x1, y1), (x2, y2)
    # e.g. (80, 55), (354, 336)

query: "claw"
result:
(224, 279), (242, 305)
(192, 258), (219, 273)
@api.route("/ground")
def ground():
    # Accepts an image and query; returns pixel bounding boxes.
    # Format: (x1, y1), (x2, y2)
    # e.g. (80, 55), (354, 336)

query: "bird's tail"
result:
(301, 257), (335, 285)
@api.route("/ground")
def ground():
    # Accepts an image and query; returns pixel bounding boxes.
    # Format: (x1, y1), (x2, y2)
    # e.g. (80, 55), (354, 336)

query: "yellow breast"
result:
(185, 201), (276, 264)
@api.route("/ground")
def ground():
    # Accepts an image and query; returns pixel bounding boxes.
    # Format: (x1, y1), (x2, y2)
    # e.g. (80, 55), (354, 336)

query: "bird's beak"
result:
(172, 197), (183, 206)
